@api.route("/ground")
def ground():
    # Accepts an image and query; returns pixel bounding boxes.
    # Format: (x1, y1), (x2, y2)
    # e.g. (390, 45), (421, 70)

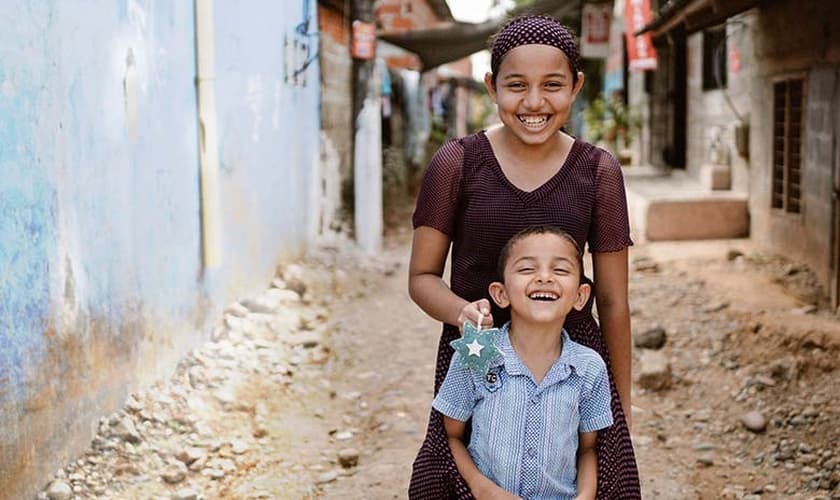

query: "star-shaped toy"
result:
(450, 320), (502, 375)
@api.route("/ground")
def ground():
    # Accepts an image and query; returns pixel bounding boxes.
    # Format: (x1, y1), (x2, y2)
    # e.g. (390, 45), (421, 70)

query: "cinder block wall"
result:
(749, 0), (840, 292)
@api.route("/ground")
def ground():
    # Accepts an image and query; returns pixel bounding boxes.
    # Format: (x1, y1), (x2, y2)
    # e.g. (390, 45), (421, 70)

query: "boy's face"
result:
(489, 233), (590, 326)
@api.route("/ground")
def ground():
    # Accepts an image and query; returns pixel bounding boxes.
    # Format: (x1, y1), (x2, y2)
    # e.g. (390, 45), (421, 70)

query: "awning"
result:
(378, 0), (581, 70)
(637, 0), (761, 37)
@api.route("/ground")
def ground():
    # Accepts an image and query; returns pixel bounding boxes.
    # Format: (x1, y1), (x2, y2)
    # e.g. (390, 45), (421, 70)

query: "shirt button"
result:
(528, 447), (537, 457)
(530, 397), (538, 405)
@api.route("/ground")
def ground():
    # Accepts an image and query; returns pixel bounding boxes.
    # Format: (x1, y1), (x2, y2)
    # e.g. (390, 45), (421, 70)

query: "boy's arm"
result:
(442, 416), (522, 500)
(575, 431), (598, 500)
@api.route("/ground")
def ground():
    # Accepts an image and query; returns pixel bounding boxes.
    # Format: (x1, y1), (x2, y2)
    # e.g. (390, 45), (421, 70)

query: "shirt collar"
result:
(493, 322), (580, 384)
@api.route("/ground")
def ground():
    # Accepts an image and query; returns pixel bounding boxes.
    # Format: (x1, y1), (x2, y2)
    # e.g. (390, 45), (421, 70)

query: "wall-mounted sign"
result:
(352, 20), (376, 60)
(581, 3), (612, 59)
(624, 0), (657, 71)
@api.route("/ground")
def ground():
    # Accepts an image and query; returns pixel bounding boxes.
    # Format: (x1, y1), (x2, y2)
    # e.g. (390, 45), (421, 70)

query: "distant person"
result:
(434, 226), (613, 499)
(408, 14), (641, 499)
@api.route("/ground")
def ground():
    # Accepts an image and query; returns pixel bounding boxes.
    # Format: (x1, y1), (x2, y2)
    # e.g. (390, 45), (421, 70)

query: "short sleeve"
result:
(578, 356), (614, 432)
(587, 148), (634, 253)
(432, 353), (475, 422)
(412, 139), (465, 236)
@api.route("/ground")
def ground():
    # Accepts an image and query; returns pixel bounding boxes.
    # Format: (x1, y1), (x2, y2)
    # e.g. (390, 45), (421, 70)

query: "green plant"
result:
(582, 94), (639, 151)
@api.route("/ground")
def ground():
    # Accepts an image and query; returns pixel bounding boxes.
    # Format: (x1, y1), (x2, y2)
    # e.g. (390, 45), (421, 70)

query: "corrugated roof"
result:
(637, 0), (761, 36)
(379, 0), (581, 69)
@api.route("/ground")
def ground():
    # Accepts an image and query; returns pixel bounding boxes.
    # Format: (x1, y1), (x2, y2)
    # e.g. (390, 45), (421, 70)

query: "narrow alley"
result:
(38, 219), (839, 499)
(5, 1), (840, 500)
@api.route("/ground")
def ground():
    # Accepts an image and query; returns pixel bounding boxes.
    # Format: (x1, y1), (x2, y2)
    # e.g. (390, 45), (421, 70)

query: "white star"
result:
(466, 339), (484, 357)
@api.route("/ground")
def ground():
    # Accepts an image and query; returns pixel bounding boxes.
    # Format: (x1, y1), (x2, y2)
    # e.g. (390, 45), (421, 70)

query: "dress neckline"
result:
(478, 130), (581, 202)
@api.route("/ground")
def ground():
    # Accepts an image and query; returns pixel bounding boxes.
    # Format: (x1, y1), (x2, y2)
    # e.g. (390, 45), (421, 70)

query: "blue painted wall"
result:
(214, 0), (320, 294)
(0, 1), (319, 497)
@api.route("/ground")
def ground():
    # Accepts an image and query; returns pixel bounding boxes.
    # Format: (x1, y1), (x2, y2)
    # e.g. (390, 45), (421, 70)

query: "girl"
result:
(408, 15), (641, 499)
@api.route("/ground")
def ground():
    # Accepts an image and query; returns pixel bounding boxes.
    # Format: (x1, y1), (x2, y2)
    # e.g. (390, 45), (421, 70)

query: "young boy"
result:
(432, 226), (614, 500)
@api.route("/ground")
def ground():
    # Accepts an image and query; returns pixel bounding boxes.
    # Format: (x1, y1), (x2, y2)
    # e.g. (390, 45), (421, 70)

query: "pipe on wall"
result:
(195, 0), (222, 268)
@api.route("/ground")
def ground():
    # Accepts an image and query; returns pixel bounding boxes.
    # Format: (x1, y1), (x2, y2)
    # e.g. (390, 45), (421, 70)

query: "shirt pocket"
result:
(548, 389), (580, 432)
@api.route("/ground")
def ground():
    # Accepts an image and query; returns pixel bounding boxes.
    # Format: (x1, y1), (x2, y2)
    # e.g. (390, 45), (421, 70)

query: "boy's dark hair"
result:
(496, 226), (583, 282)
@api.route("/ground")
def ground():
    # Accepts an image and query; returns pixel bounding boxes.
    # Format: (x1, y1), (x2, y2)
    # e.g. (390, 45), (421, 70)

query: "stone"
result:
(334, 430), (354, 440)
(282, 264), (308, 296)
(702, 301), (729, 313)
(112, 416), (142, 444)
(225, 302), (250, 318)
(316, 470), (339, 484)
(176, 447), (206, 465)
(46, 480), (72, 500)
(230, 439), (249, 454)
(161, 460), (187, 484)
(172, 489), (199, 500)
(632, 257), (659, 273)
(202, 467), (225, 479)
(726, 249), (744, 261)
(241, 296), (276, 315)
(634, 326), (667, 350)
(741, 410), (767, 434)
(337, 448), (359, 468)
(637, 350), (671, 390)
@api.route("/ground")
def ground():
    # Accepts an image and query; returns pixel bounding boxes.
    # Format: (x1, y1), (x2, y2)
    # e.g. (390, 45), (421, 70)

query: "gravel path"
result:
(39, 230), (839, 500)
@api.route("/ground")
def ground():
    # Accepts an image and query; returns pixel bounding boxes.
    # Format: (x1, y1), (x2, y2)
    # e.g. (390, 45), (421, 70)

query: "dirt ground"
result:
(40, 219), (839, 500)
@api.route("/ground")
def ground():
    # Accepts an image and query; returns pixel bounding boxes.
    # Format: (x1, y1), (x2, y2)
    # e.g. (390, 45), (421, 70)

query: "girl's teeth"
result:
(520, 116), (547, 126)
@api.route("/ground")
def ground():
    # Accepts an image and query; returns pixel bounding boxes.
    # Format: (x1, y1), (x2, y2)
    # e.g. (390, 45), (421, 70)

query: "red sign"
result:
(352, 20), (376, 60)
(624, 0), (657, 71)
(581, 3), (611, 59)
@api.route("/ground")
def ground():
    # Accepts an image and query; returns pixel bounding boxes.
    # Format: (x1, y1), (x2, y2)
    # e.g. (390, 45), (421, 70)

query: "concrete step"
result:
(624, 167), (749, 242)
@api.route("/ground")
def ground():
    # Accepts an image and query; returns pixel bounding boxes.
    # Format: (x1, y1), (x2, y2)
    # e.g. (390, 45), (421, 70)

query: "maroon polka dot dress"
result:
(409, 132), (641, 499)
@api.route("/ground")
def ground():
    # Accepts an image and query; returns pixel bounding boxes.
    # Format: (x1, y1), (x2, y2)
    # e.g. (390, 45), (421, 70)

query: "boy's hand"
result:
(458, 299), (493, 332)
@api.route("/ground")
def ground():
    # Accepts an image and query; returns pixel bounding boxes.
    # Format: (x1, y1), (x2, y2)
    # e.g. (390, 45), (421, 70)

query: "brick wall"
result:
(376, 0), (441, 32)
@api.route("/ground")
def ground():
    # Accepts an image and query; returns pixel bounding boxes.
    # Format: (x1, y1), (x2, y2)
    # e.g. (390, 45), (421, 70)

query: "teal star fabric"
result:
(449, 321), (502, 375)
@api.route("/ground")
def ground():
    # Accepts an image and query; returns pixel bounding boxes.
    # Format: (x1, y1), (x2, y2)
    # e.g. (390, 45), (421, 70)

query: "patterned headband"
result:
(490, 15), (580, 77)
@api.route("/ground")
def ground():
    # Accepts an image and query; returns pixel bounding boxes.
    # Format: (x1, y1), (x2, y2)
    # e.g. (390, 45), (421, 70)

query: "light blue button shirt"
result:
(433, 323), (613, 500)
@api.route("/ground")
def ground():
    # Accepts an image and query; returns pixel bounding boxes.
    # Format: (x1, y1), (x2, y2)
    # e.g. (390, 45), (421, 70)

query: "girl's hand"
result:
(457, 299), (493, 332)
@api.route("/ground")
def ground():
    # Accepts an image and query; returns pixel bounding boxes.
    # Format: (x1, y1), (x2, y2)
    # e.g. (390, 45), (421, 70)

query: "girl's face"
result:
(485, 44), (584, 146)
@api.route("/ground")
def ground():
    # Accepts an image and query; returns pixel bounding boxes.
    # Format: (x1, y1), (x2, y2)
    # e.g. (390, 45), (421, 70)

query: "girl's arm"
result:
(591, 248), (632, 427)
(443, 416), (521, 500)
(575, 431), (599, 500)
(409, 226), (493, 329)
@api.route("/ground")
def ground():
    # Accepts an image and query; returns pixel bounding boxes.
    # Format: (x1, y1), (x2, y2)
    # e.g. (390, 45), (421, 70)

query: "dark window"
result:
(702, 26), (727, 90)
(771, 78), (805, 214)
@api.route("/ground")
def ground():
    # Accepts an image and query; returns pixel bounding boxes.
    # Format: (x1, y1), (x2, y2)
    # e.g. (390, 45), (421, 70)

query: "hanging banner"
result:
(352, 20), (376, 60)
(581, 3), (612, 59)
(624, 0), (657, 71)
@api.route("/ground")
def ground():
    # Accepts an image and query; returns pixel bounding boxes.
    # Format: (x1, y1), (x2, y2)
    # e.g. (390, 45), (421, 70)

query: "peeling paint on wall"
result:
(1, 1), (321, 497)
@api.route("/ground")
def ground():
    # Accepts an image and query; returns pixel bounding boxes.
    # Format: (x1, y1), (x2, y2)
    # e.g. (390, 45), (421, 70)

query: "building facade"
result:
(621, 0), (839, 305)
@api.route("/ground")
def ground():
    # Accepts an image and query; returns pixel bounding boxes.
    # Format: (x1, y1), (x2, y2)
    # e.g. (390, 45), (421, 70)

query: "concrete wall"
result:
(684, 14), (754, 193)
(0, 1), (319, 497)
(318, 5), (354, 225)
(750, 0), (840, 293)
